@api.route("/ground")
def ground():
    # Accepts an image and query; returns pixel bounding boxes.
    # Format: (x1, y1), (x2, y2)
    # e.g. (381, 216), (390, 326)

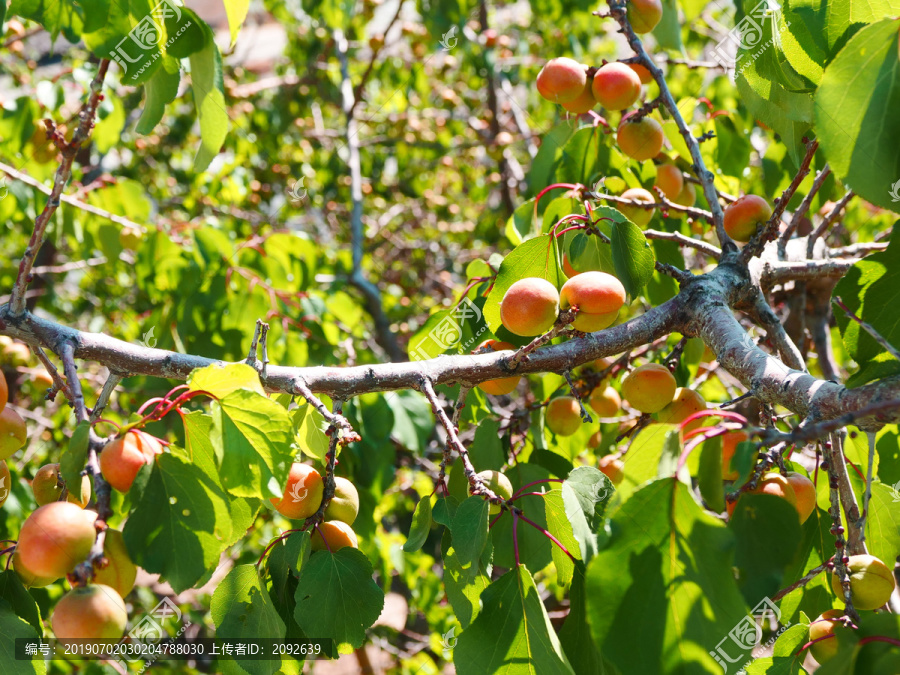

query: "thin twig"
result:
(833, 296), (900, 363)
(59, 342), (88, 422)
(807, 190), (854, 257)
(778, 163), (831, 258)
(89, 373), (123, 424)
(644, 229), (721, 259)
(30, 344), (72, 402)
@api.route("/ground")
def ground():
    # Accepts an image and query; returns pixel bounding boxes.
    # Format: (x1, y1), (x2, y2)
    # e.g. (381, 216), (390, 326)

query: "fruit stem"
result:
(512, 512), (521, 567)
(511, 479), (563, 499)
(256, 529), (302, 568)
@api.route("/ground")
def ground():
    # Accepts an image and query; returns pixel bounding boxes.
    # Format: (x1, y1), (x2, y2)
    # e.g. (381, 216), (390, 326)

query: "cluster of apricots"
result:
(807, 554), (896, 664)
(270, 462), (361, 552)
(536, 1), (776, 241)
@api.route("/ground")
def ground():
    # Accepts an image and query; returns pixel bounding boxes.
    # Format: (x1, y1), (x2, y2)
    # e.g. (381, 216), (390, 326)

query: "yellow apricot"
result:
(589, 386), (622, 418)
(591, 63), (641, 110)
(546, 396), (583, 436)
(311, 520), (359, 552)
(468, 470), (514, 515)
(830, 554), (896, 610)
(476, 340), (521, 396)
(51, 584), (127, 642)
(536, 58), (588, 104)
(727, 472), (796, 518)
(654, 164), (684, 200)
(618, 187), (656, 227)
(500, 278), (560, 337)
(721, 431), (748, 480)
(656, 388), (706, 432)
(621, 363), (676, 413)
(0, 460), (9, 508)
(93, 529), (137, 598)
(17, 502), (98, 579)
(785, 471), (817, 523)
(0, 406), (27, 460)
(270, 463), (324, 520)
(724, 195), (772, 242)
(809, 609), (844, 664)
(627, 0), (663, 33)
(560, 271), (626, 332)
(598, 455), (624, 485)
(32, 463), (91, 508)
(561, 81), (596, 114)
(617, 114), (664, 161)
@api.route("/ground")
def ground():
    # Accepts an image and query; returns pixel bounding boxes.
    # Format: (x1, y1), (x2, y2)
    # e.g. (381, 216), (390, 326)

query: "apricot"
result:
(562, 254), (580, 277)
(546, 396), (583, 436)
(657, 388), (706, 432)
(0, 371), (7, 413)
(536, 57), (587, 104)
(727, 472), (797, 518)
(589, 385), (622, 418)
(0, 460), (9, 508)
(324, 476), (360, 525)
(560, 271), (626, 313)
(654, 164), (684, 200)
(32, 463), (91, 508)
(618, 187), (656, 227)
(500, 277), (560, 337)
(724, 195), (772, 242)
(617, 114), (664, 161)
(0, 406), (27, 460)
(591, 63), (641, 111)
(721, 431), (748, 480)
(12, 551), (57, 587)
(830, 554), (896, 610)
(311, 520), (359, 552)
(561, 81), (596, 114)
(588, 430), (602, 449)
(808, 609), (844, 664)
(786, 471), (817, 523)
(17, 502), (98, 579)
(627, 62), (652, 84)
(627, 0), (663, 33)
(476, 340), (521, 396)
(93, 529), (137, 598)
(673, 181), (696, 208)
(270, 463), (324, 520)
(99, 431), (158, 492)
(598, 455), (624, 485)
(468, 470), (514, 515)
(621, 363), (676, 414)
(51, 584), (127, 642)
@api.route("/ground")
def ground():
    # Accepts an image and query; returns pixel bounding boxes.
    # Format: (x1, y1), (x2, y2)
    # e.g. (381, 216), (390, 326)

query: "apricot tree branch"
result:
(761, 259), (853, 285)
(9, 60), (110, 316)
(59, 342), (88, 422)
(644, 229), (721, 259)
(605, 0), (733, 251)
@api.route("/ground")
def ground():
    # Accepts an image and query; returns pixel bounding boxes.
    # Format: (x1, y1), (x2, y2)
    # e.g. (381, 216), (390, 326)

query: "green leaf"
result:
(403, 495), (433, 553)
(214, 388), (294, 499)
(0, 599), (45, 675)
(560, 466), (613, 565)
(9, 0), (84, 42)
(454, 565), (575, 674)
(451, 496), (490, 567)
(833, 229), (900, 386)
(223, 0), (249, 46)
(0, 571), (41, 634)
(651, 0), (683, 51)
(443, 540), (492, 629)
(544, 489), (578, 585)
(586, 478), (747, 674)
(730, 494), (803, 606)
(483, 235), (564, 335)
(211, 565), (286, 675)
(123, 452), (234, 592)
(188, 362), (265, 398)
(135, 57), (181, 134)
(525, 123), (577, 197)
(558, 565), (605, 675)
(59, 420), (90, 494)
(698, 436), (726, 513)
(816, 18), (900, 212)
(864, 482), (900, 570)
(189, 23), (229, 171)
(744, 623), (809, 674)
(292, 403), (330, 462)
(293, 548), (384, 654)
(610, 216), (655, 299)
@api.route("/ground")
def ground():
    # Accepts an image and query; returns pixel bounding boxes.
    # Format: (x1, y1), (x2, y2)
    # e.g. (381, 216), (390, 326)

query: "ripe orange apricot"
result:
(721, 431), (748, 480)
(589, 385), (622, 418)
(654, 164), (684, 200)
(657, 388), (706, 432)
(599, 455), (624, 485)
(536, 57), (588, 104)
(562, 254), (580, 278)
(17, 502), (98, 579)
(0, 406), (27, 460)
(627, 0), (663, 33)
(617, 114), (664, 161)
(727, 472), (797, 518)
(0, 459), (10, 508)
(500, 277), (560, 337)
(627, 62), (652, 84)
(588, 430), (602, 448)
(591, 63), (641, 111)
(546, 396), (583, 436)
(724, 194), (772, 242)
(830, 554), (896, 610)
(468, 470), (514, 515)
(785, 471), (817, 523)
(618, 187), (656, 227)
(93, 529), (137, 598)
(99, 431), (157, 492)
(560, 271), (626, 332)
(0, 371), (7, 413)
(32, 463), (92, 508)
(561, 81), (596, 114)
(476, 340), (521, 396)
(51, 584), (127, 642)
(311, 520), (359, 552)
(621, 363), (676, 413)
(808, 609), (844, 664)
(271, 463), (324, 520)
